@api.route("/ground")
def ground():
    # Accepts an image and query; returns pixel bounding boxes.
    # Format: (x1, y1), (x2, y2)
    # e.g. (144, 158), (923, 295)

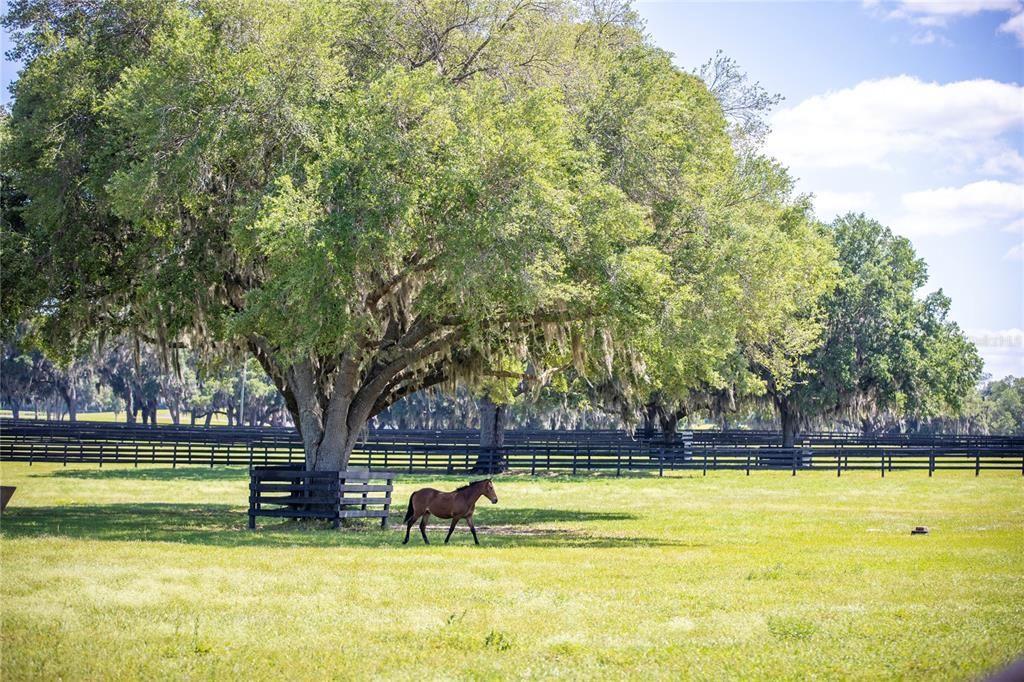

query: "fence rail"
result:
(1, 419), (1021, 476)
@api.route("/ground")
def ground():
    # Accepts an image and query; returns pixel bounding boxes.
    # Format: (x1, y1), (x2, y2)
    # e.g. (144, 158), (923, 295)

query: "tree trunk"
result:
(60, 384), (77, 422)
(125, 388), (137, 424)
(643, 403), (657, 439)
(659, 410), (680, 444)
(473, 394), (508, 473)
(246, 325), (458, 472)
(780, 400), (799, 449)
(11, 402), (20, 421)
(861, 417), (876, 436)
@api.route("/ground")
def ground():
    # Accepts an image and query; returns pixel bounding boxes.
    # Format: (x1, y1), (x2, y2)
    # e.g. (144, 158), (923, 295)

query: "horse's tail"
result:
(403, 494), (415, 524)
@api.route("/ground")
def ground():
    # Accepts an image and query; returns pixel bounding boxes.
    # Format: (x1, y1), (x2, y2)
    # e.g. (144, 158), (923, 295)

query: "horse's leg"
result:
(444, 517), (459, 544)
(419, 513), (430, 544)
(467, 516), (480, 545)
(403, 495), (420, 545)
(403, 513), (416, 545)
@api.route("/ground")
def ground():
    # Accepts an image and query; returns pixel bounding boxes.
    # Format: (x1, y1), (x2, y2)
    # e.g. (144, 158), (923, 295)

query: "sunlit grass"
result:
(1, 462), (1021, 680)
(0, 409), (231, 425)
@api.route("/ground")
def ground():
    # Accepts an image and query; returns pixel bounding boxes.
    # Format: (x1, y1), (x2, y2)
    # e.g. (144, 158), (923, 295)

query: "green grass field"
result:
(0, 409), (232, 425)
(1, 462), (1021, 680)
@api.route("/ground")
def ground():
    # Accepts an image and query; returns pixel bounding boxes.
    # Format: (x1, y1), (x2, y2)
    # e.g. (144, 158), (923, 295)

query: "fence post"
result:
(746, 453), (751, 476)
(659, 448), (664, 478)
(334, 473), (342, 530)
(975, 452), (980, 477)
(702, 449), (708, 476)
(248, 469), (258, 530)
(382, 477), (392, 529)
(791, 449), (797, 476)
(836, 453), (841, 478)
(929, 453), (934, 477)
(880, 451), (885, 478)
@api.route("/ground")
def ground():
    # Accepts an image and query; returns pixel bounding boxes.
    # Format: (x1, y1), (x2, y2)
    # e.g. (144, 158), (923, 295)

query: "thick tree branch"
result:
(348, 328), (464, 430)
(370, 362), (450, 418)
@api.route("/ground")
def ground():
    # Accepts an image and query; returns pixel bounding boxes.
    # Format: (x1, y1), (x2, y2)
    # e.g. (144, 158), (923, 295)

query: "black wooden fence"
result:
(248, 466), (394, 529)
(1, 419), (1022, 476)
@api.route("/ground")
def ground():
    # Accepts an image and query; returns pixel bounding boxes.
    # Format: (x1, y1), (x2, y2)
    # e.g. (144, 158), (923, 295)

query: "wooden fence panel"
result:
(2, 419), (1021, 476)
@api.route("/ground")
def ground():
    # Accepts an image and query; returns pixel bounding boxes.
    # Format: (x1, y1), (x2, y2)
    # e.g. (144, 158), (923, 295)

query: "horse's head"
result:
(481, 479), (498, 504)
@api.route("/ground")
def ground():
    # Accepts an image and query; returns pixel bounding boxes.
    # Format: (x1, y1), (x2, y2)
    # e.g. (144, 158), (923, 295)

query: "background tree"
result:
(766, 214), (984, 445)
(95, 339), (162, 425)
(981, 376), (1024, 435)
(159, 352), (197, 425)
(36, 358), (95, 422)
(191, 368), (238, 427)
(696, 49), (783, 146)
(236, 359), (288, 427)
(0, 337), (40, 420)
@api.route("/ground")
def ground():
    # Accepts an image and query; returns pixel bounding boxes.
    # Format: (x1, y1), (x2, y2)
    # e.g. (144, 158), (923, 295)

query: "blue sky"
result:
(2, 1), (1022, 377)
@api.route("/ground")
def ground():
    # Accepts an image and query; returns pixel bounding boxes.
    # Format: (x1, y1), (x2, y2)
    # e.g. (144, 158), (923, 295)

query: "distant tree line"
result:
(0, 332), (287, 426)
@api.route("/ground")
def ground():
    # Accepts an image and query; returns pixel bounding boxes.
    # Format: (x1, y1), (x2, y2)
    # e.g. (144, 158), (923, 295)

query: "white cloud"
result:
(812, 190), (876, 219)
(982, 149), (1024, 176)
(871, 0), (1022, 26)
(890, 180), (1024, 236)
(1006, 242), (1024, 259)
(999, 10), (1024, 44)
(865, 1), (1024, 45)
(910, 29), (953, 45)
(968, 328), (1024, 378)
(765, 77), (1024, 171)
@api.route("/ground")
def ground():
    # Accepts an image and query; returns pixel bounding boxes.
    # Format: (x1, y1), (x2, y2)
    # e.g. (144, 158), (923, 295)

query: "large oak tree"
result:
(3, 0), (762, 469)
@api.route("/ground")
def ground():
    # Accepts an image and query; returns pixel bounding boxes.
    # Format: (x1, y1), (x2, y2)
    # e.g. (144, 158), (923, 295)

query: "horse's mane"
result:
(455, 479), (489, 492)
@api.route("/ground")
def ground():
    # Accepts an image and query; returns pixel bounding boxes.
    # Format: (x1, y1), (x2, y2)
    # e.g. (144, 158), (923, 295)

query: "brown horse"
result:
(402, 479), (498, 545)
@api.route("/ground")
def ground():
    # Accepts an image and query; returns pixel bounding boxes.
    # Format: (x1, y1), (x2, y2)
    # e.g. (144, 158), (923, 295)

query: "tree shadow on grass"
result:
(0, 503), (694, 549)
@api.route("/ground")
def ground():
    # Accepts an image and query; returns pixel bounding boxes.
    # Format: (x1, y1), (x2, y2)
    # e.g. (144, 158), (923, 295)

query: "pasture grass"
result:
(1, 462), (1022, 680)
(0, 409), (231, 425)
